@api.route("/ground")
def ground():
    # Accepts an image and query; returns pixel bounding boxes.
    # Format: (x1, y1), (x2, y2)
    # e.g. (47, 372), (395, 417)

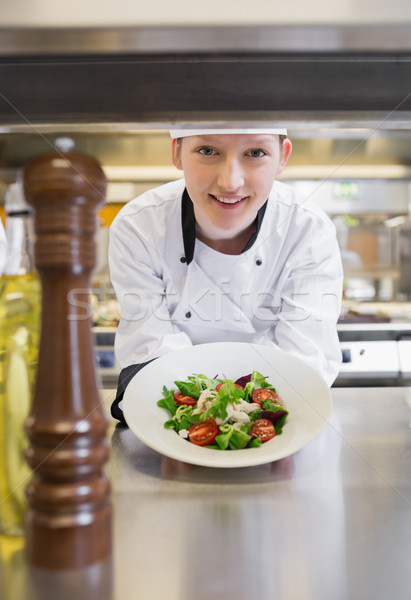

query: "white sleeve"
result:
(108, 214), (192, 369)
(0, 219), (6, 276)
(273, 219), (343, 386)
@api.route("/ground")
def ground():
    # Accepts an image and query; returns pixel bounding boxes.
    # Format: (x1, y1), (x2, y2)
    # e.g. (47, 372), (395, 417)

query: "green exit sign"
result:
(334, 182), (360, 198)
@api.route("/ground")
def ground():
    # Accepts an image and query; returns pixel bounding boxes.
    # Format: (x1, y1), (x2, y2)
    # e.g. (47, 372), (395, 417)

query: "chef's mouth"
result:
(210, 194), (247, 205)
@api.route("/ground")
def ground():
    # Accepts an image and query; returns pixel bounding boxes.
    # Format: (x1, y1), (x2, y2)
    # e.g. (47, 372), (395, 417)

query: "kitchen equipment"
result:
(398, 338), (411, 380)
(336, 322), (411, 386)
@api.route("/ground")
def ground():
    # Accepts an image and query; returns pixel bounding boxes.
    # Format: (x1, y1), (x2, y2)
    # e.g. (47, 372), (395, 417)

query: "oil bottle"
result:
(0, 182), (41, 537)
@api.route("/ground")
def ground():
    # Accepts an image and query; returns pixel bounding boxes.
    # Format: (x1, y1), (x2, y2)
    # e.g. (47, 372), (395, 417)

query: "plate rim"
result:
(122, 342), (332, 468)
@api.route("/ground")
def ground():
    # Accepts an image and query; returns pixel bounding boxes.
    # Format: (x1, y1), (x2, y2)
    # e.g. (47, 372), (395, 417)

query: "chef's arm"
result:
(111, 361), (154, 424)
(108, 217), (192, 422)
(273, 226), (343, 386)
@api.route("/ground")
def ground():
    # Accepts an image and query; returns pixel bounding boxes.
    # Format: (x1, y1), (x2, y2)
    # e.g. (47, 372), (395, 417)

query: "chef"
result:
(109, 127), (343, 422)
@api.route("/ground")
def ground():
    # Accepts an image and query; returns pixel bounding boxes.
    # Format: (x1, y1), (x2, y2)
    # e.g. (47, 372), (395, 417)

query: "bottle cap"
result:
(5, 182), (31, 215)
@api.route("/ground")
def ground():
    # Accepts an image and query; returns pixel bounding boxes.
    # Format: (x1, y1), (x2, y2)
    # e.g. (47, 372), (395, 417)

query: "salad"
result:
(157, 371), (288, 450)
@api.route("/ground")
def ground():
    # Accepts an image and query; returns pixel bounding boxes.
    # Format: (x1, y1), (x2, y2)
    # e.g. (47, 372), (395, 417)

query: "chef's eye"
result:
(248, 149), (266, 158)
(198, 146), (217, 156)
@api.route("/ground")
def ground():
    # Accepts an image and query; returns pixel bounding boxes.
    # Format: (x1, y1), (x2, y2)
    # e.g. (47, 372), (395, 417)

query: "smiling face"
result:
(172, 133), (292, 252)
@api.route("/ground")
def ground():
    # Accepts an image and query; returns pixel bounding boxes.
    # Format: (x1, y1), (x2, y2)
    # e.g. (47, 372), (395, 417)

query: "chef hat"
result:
(169, 127), (287, 138)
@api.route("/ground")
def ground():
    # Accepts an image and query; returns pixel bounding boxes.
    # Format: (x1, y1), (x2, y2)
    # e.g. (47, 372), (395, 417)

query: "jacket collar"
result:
(181, 188), (267, 265)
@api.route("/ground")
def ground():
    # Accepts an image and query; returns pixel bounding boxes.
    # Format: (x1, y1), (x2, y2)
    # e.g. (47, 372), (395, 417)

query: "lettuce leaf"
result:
(243, 371), (277, 400)
(174, 373), (220, 399)
(157, 386), (178, 416)
(215, 423), (252, 450)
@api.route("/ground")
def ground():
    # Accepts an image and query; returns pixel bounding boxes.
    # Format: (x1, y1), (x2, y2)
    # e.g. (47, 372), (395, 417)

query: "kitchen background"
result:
(2, 5), (411, 387)
(1, 127), (411, 386)
(2, 128), (411, 305)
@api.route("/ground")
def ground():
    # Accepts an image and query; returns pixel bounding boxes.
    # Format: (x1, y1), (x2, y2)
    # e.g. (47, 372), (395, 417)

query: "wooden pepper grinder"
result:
(22, 150), (112, 569)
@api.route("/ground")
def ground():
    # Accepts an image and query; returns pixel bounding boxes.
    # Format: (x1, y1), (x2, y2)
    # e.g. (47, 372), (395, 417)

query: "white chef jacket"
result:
(109, 178), (343, 417)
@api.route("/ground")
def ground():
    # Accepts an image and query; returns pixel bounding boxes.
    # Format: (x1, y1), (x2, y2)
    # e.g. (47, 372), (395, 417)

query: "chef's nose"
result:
(217, 157), (244, 191)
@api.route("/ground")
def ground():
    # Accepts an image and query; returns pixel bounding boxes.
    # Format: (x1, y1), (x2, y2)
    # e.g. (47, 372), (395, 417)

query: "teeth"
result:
(214, 195), (244, 204)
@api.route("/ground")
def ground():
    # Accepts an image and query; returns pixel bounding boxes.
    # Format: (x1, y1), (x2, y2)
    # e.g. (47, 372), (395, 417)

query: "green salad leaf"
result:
(214, 423), (252, 450)
(157, 386), (178, 416)
(201, 380), (243, 422)
(174, 373), (220, 399)
(157, 371), (289, 450)
(243, 370), (277, 400)
(162, 404), (200, 431)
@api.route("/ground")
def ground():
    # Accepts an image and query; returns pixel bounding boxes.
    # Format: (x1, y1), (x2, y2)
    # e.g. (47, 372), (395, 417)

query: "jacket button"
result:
(185, 311), (191, 319)
(180, 256), (187, 263)
(256, 259), (262, 266)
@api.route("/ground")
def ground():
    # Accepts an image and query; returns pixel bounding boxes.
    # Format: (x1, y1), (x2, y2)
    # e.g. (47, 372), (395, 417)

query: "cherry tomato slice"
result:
(215, 382), (244, 392)
(252, 387), (279, 407)
(250, 418), (276, 442)
(174, 391), (197, 406)
(188, 419), (219, 446)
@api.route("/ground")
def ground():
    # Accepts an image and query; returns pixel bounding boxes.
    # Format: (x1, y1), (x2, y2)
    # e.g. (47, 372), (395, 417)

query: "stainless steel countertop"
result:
(1, 386), (410, 600)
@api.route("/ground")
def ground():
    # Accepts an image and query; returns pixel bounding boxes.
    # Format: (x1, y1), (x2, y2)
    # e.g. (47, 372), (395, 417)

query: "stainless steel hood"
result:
(2, 24), (411, 200)
(2, 25), (411, 56)
(1, 24), (411, 130)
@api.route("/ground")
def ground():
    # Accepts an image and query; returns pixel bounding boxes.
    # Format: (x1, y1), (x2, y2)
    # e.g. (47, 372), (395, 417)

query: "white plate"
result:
(123, 342), (332, 468)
